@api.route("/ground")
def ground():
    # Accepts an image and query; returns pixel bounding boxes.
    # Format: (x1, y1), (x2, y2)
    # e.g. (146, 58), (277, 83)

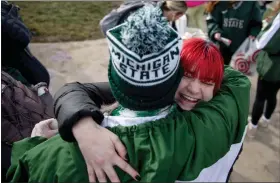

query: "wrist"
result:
(59, 109), (104, 142)
(72, 116), (100, 140)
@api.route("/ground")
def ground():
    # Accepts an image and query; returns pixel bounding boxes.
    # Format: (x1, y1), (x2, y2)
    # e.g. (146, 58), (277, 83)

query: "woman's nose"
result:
(187, 79), (200, 94)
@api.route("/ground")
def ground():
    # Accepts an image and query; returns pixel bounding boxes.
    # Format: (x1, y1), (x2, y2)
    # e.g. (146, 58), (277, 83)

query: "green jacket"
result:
(256, 13), (280, 82)
(207, 1), (262, 53)
(8, 67), (250, 182)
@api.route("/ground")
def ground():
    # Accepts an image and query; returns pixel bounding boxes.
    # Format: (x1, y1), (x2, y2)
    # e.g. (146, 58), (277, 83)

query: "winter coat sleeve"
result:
(7, 137), (48, 182)
(8, 135), (89, 183)
(206, 3), (224, 42)
(192, 66), (250, 147)
(177, 66), (250, 180)
(248, 2), (262, 37)
(54, 82), (115, 142)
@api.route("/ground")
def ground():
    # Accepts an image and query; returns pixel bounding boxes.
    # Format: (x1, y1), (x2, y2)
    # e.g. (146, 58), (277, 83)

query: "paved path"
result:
(29, 39), (280, 182)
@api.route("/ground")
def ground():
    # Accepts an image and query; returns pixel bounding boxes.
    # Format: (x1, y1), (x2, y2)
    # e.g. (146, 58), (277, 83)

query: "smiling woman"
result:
(175, 38), (224, 111)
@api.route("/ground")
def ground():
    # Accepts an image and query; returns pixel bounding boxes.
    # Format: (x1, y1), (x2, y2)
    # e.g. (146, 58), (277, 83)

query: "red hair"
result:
(180, 38), (224, 93)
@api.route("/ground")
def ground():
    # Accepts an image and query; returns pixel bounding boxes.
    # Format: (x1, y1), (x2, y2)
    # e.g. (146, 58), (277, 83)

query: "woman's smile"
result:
(179, 93), (200, 103)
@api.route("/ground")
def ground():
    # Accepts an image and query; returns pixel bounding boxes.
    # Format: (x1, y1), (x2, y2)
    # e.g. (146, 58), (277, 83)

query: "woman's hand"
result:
(72, 116), (140, 182)
(31, 118), (58, 138)
(249, 35), (256, 40)
(214, 32), (221, 41)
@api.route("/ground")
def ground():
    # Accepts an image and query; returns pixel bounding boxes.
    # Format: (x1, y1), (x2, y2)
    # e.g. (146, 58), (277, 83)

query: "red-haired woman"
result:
(175, 38), (224, 111)
(13, 38), (249, 182)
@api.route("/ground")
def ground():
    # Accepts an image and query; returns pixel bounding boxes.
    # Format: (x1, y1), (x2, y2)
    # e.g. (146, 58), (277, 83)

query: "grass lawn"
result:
(14, 1), (121, 43)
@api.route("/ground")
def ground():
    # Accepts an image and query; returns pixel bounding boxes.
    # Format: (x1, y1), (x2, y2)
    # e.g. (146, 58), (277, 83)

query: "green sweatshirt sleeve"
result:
(8, 135), (89, 183)
(249, 2), (262, 37)
(206, 3), (224, 42)
(7, 137), (48, 181)
(193, 66), (250, 144)
(178, 66), (251, 180)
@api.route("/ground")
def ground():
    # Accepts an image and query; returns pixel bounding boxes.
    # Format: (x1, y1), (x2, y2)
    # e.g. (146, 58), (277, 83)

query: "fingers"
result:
(30, 118), (58, 138)
(95, 169), (107, 183)
(113, 136), (127, 160)
(50, 129), (58, 135)
(31, 125), (58, 138)
(35, 118), (55, 130)
(31, 125), (37, 137)
(214, 33), (221, 41)
(40, 118), (58, 130)
(45, 129), (58, 138)
(86, 163), (96, 183)
(114, 156), (140, 181)
(49, 119), (58, 130)
(34, 126), (43, 137)
(75, 127), (139, 182)
(40, 118), (55, 124)
(104, 165), (120, 183)
(111, 135), (139, 181)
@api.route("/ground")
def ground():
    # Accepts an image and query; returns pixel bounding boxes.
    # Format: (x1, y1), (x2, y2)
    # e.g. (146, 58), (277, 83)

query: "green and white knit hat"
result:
(106, 4), (183, 110)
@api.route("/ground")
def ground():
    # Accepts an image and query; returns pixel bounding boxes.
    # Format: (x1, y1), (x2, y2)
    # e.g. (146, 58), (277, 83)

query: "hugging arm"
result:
(55, 66), (250, 146)
(177, 66), (250, 180)
(54, 82), (140, 182)
(54, 82), (115, 142)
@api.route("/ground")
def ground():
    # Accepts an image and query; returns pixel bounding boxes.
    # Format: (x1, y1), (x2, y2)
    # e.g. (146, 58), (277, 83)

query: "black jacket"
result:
(54, 82), (115, 142)
(1, 1), (50, 86)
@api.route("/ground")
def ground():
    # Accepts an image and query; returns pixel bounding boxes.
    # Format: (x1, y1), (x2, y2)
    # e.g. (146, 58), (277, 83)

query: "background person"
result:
(185, 1), (207, 32)
(100, 1), (188, 35)
(1, 1), (50, 87)
(247, 12), (280, 138)
(206, 1), (262, 65)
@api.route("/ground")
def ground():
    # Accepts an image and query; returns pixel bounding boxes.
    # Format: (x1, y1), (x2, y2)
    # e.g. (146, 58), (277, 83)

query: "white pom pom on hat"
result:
(120, 4), (171, 57)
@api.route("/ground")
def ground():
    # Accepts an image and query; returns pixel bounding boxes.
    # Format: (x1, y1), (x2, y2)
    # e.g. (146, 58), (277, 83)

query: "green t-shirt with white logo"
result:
(207, 1), (262, 53)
